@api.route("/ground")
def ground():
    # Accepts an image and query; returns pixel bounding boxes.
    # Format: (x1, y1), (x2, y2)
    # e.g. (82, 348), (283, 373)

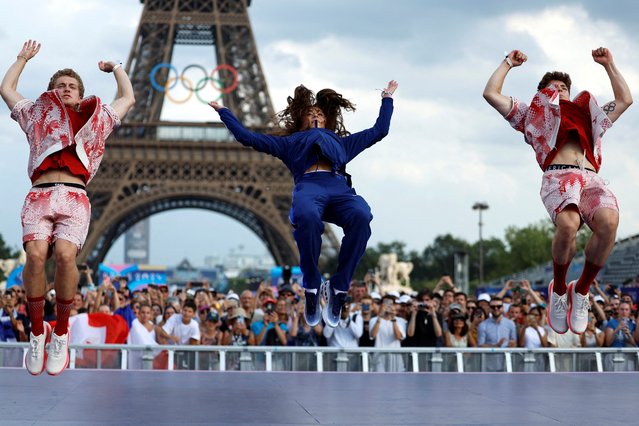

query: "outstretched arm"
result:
(483, 50), (527, 117)
(98, 61), (135, 119)
(341, 80), (397, 160)
(593, 47), (632, 123)
(208, 101), (289, 159)
(0, 40), (40, 110)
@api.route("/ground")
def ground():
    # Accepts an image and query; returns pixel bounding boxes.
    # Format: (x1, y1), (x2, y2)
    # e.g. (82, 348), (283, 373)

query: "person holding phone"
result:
(369, 295), (406, 371)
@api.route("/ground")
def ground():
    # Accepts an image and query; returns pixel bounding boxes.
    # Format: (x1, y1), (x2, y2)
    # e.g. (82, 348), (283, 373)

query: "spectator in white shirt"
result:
(323, 296), (363, 348)
(369, 295), (407, 372)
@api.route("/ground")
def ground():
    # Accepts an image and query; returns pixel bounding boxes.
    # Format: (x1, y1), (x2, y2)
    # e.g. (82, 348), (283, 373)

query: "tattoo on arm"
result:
(603, 102), (616, 114)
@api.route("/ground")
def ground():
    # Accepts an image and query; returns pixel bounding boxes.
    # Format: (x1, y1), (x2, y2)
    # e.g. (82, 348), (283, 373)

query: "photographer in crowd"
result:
(405, 289), (442, 347)
(251, 297), (288, 346)
(370, 294), (407, 372)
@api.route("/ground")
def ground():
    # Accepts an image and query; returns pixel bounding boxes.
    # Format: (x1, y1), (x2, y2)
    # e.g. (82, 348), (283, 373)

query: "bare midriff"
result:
(32, 169), (86, 187)
(305, 159), (333, 173)
(549, 138), (596, 171)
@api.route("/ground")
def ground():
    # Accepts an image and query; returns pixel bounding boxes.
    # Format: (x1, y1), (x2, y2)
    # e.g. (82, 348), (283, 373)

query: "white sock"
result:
(305, 288), (318, 295)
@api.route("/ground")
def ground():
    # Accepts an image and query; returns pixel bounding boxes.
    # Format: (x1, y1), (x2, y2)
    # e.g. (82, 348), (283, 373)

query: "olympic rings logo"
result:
(149, 63), (239, 104)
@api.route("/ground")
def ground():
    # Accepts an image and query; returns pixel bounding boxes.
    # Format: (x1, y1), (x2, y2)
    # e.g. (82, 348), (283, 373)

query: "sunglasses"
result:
(490, 305), (503, 309)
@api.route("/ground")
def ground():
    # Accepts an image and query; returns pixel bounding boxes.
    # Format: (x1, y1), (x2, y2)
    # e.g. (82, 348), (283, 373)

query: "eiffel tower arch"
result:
(78, 0), (340, 268)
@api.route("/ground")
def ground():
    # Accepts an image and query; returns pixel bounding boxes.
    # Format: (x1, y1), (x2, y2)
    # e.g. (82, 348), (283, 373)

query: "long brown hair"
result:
(275, 85), (355, 136)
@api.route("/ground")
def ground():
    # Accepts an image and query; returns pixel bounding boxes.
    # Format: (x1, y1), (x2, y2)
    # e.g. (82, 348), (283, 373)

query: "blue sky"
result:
(1, 1), (639, 266)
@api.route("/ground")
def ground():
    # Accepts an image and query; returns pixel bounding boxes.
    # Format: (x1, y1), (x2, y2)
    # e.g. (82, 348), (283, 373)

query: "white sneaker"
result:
(46, 330), (70, 376)
(568, 282), (590, 334)
(547, 280), (568, 334)
(25, 322), (52, 376)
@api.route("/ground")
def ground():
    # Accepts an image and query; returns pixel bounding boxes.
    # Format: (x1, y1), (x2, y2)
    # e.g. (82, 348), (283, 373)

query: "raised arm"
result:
(592, 47), (633, 123)
(98, 60), (135, 120)
(483, 50), (527, 117)
(0, 40), (40, 110)
(342, 80), (397, 160)
(208, 101), (289, 159)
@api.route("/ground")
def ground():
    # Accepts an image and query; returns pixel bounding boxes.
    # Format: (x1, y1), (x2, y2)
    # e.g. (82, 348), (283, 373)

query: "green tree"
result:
(470, 237), (510, 281)
(421, 234), (471, 281)
(504, 220), (554, 271)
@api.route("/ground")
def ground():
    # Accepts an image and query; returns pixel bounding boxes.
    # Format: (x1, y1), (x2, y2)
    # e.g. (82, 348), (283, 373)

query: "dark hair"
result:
(448, 315), (468, 336)
(417, 289), (432, 300)
(48, 69), (85, 98)
(537, 71), (571, 92)
(275, 85), (355, 136)
(472, 308), (486, 318)
(529, 306), (542, 317)
(454, 292), (467, 301)
(183, 300), (197, 312)
(490, 296), (503, 303)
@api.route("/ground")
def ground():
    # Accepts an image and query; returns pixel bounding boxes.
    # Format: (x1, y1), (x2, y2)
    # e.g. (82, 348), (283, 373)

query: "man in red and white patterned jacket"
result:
(0, 40), (135, 376)
(483, 47), (632, 336)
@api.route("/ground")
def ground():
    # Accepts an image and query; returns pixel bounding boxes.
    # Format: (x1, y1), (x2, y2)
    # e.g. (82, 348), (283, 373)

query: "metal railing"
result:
(2, 343), (638, 373)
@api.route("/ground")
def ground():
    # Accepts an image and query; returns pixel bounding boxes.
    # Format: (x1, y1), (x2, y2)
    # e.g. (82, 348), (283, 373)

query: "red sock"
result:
(575, 260), (602, 295)
(552, 261), (570, 295)
(54, 297), (74, 336)
(27, 296), (46, 336)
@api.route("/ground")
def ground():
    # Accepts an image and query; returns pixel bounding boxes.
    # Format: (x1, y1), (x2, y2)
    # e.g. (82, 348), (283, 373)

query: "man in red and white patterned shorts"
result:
(483, 47), (632, 336)
(0, 40), (135, 375)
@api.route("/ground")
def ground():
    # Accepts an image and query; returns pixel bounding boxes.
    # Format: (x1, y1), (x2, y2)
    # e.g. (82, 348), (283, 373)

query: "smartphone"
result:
(362, 303), (370, 312)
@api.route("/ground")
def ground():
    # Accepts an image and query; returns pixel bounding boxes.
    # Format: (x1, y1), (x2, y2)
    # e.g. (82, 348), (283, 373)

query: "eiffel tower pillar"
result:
(78, 0), (340, 269)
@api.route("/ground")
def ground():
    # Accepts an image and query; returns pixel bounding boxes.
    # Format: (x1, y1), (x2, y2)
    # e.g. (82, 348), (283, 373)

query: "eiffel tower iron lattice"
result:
(78, 0), (340, 268)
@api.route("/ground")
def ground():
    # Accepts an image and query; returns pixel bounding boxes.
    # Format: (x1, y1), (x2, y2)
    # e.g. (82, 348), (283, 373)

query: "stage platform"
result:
(0, 369), (635, 425)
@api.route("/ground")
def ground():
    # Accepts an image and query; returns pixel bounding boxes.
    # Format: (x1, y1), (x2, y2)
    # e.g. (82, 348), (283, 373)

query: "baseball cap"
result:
(226, 292), (240, 302)
(262, 297), (277, 306)
(449, 303), (463, 312)
(229, 307), (247, 319)
(398, 295), (412, 304)
(478, 293), (491, 303)
(594, 295), (605, 304)
(370, 291), (382, 301)
(386, 291), (400, 299)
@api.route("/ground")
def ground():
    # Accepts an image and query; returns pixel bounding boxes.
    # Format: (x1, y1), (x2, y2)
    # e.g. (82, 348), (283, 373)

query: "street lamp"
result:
(472, 202), (489, 286)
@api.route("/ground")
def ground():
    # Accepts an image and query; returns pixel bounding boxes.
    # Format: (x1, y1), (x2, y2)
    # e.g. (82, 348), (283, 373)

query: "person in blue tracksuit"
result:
(208, 80), (398, 328)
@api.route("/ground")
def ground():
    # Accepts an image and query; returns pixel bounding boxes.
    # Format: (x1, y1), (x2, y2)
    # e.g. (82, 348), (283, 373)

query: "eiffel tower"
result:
(77, 0), (340, 268)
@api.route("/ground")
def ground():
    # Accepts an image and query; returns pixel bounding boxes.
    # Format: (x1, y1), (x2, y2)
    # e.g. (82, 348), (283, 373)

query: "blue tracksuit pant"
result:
(289, 172), (372, 292)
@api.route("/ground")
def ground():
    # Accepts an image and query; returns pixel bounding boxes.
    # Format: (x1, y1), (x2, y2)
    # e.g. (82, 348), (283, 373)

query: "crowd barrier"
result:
(1, 343), (637, 373)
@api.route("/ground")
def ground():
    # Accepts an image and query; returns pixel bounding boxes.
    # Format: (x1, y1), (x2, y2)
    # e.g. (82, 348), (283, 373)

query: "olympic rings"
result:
(163, 76), (193, 104)
(210, 64), (239, 94)
(149, 63), (239, 104)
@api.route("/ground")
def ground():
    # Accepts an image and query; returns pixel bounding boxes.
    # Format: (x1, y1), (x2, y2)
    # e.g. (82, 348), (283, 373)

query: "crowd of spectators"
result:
(1, 267), (638, 371)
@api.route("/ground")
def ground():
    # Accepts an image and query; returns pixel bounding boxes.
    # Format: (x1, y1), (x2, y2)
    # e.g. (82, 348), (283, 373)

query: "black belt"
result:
(545, 164), (595, 173)
(33, 182), (86, 190)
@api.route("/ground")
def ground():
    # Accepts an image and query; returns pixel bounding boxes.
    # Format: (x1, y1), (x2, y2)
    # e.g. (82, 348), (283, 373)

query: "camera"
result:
(361, 303), (370, 312)
(417, 302), (428, 310)
(265, 303), (275, 314)
(344, 295), (353, 304)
